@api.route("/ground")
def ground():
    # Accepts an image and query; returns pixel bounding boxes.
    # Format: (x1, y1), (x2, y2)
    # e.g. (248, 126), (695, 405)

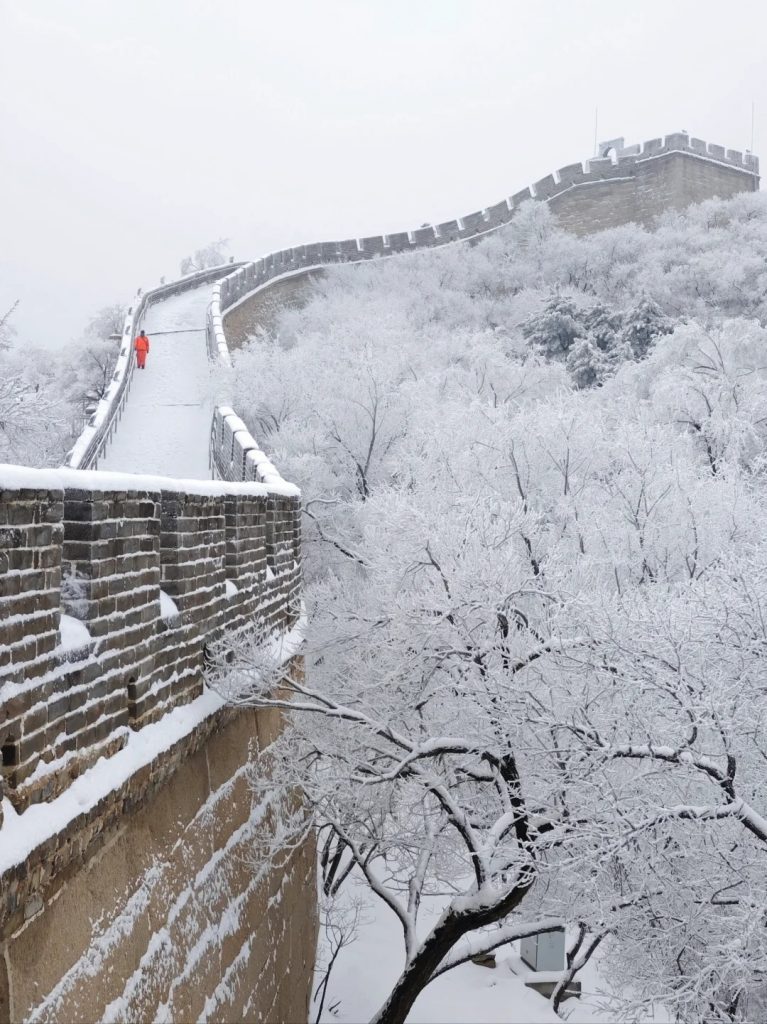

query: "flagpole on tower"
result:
(594, 107), (599, 157)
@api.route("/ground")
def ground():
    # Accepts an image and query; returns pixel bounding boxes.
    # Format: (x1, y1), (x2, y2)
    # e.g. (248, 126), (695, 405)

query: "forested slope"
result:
(221, 194), (767, 1022)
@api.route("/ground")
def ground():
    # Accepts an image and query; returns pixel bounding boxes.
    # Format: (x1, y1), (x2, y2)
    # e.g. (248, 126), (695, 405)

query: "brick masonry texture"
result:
(0, 480), (301, 817)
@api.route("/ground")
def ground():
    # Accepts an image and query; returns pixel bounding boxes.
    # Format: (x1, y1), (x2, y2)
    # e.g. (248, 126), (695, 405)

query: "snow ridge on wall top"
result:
(596, 133), (759, 172)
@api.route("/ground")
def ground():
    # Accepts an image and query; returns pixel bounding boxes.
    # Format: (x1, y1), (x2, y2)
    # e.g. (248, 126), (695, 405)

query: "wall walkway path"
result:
(99, 283), (214, 479)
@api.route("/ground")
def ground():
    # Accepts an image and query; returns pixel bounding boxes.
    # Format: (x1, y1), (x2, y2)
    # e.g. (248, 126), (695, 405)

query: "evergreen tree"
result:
(566, 336), (605, 388)
(522, 294), (583, 358)
(583, 302), (625, 353)
(620, 296), (674, 358)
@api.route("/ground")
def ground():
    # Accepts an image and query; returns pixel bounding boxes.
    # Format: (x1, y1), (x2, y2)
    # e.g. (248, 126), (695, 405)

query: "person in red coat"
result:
(134, 330), (150, 369)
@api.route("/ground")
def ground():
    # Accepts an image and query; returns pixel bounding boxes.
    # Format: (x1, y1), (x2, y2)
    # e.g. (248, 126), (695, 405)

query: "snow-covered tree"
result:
(0, 345), (77, 465)
(60, 303), (127, 408)
(0, 300), (130, 467)
(209, 475), (601, 1023)
(619, 295), (674, 358)
(216, 189), (767, 1021)
(565, 335), (604, 388)
(179, 238), (230, 276)
(0, 300), (18, 351)
(85, 302), (127, 342)
(522, 294), (583, 358)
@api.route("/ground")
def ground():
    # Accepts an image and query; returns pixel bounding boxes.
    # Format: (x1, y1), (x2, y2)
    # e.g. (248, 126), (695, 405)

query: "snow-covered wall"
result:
(0, 464), (306, 1021)
(209, 132), (759, 326)
(0, 464), (300, 816)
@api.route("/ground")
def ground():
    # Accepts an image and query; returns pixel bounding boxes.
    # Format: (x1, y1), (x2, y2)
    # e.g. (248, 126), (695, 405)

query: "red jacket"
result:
(134, 334), (150, 353)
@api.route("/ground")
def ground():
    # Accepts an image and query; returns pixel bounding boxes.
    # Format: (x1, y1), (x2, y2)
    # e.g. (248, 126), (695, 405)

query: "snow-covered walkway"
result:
(99, 283), (215, 478)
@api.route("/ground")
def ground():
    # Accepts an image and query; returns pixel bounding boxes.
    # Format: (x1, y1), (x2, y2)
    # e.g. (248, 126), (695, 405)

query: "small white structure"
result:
(520, 928), (566, 972)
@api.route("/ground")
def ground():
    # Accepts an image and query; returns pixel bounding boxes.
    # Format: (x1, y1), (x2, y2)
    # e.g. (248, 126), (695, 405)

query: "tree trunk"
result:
(370, 879), (532, 1024)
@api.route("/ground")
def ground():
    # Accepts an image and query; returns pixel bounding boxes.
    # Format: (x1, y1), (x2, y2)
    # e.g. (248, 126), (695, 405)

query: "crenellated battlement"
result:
(0, 466), (301, 824)
(595, 133), (759, 173)
(202, 132), (759, 368)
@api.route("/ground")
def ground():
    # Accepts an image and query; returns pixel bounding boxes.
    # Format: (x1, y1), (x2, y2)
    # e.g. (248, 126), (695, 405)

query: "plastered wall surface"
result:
(0, 698), (316, 1024)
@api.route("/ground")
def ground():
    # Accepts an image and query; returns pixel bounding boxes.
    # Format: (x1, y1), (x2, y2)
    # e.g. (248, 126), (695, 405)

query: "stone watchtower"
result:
(544, 132), (760, 235)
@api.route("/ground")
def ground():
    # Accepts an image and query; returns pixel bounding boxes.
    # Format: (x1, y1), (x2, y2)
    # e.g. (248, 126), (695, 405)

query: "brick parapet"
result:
(0, 469), (302, 816)
(224, 492), (268, 592)
(0, 489), (63, 676)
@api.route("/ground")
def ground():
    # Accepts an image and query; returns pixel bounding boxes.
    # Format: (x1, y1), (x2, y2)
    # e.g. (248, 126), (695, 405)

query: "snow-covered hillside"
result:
(216, 194), (767, 1023)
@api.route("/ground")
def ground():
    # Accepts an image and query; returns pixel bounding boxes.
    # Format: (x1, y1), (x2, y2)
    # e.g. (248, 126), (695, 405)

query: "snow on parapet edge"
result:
(213, 407), (289, 487)
(0, 463), (300, 500)
(0, 614), (306, 874)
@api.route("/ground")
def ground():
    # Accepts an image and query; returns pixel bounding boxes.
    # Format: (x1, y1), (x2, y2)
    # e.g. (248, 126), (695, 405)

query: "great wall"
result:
(0, 132), (760, 1023)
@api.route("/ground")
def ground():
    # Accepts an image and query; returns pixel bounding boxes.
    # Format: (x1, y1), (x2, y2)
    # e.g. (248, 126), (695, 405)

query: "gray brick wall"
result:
(0, 475), (302, 815)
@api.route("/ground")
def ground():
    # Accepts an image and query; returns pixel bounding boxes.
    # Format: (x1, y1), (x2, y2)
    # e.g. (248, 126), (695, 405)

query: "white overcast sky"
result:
(2, 0), (766, 347)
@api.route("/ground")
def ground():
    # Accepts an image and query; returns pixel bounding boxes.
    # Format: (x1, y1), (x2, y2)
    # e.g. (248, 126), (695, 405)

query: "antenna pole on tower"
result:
(594, 106), (599, 157)
(751, 101), (755, 153)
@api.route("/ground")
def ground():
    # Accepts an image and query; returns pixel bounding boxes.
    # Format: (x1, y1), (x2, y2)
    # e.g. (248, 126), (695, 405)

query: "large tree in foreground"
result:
(209, 484), (601, 1023)
(211, 371), (767, 1020)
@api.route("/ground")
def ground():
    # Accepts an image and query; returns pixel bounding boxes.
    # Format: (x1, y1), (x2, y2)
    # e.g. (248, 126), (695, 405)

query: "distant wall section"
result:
(550, 138), (759, 235)
(212, 132), (759, 344)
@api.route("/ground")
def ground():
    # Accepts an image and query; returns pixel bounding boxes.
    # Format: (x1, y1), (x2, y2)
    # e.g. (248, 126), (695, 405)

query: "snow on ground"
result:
(315, 878), (669, 1024)
(99, 283), (215, 479)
